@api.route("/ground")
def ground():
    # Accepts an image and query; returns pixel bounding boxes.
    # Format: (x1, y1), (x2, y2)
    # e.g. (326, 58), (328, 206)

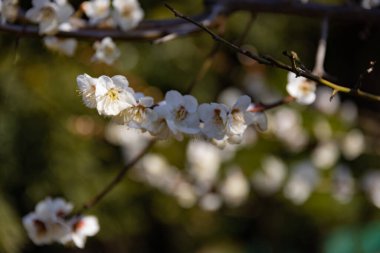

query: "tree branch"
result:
(165, 4), (380, 102)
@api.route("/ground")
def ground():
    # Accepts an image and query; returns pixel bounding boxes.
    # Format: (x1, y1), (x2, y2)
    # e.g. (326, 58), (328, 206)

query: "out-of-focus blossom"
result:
(187, 140), (221, 191)
(95, 75), (136, 116)
(43, 36), (77, 56)
(271, 108), (309, 151)
(284, 162), (319, 205)
(361, 0), (380, 9)
(82, 0), (110, 25)
(173, 180), (197, 208)
(286, 72), (316, 105)
(332, 165), (355, 204)
(339, 101), (358, 124)
(363, 170), (380, 208)
(311, 141), (340, 169)
(0, 0), (18, 24)
(199, 193), (222, 211)
(26, 0), (74, 35)
(314, 87), (340, 115)
(341, 129), (365, 160)
(61, 216), (99, 248)
(252, 156), (287, 195)
(220, 167), (250, 207)
(313, 118), (332, 141)
(22, 197), (72, 245)
(92, 37), (121, 65)
(218, 87), (243, 107)
(112, 0), (144, 31)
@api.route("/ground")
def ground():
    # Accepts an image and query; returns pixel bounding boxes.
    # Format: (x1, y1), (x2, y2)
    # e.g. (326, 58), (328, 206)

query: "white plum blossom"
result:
(112, 0), (144, 31)
(116, 92), (155, 129)
(198, 102), (229, 140)
(226, 95), (253, 144)
(286, 72), (316, 105)
(26, 0), (74, 35)
(23, 197), (100, 248)
(82, 0), (110, 25)
(77, 73), (98, 108)
(43, 36), (77, 56)
(155, 90), (200, 140)
(95, 75), (136, 116)
(0, 0), (18, 24)
(92, 37), (121, 65)
(22, 197), (73, 245)
(363, 170), (380, 208)
(61, 216), (100, 248)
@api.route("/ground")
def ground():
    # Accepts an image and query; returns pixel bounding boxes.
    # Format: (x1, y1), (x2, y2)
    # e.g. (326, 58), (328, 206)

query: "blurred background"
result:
(1, 0), (380, 252)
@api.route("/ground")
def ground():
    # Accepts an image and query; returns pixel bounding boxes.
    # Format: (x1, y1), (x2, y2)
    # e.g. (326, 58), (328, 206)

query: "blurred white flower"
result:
(217, 87), (243, 107)
(187, 140), (221, 192)
(341, 129), (365, 160)
(0, 0), (18, 24)
(82, 0), (110, 25)
(363, 170), (380, 208)
(220, 167), (250, 207)
(252, 156), (287, 195)
(112, 0), (144, 31)
(332, 165), (355, 204)
(95, 75), (136, 116)
(312, 118), (332, 141)
(286, 72), (316, 105)
(61, 216), (99, 248)
(361, 0), (380, 9)
(43, 36), (77, 56)
(92, 37), (121, 65)
(284, 162), (318, 205)
(199, 193), (222, 211)
(311, 141), (340, 169)
(173, 180), (197, 208)
(77, 73), (99, 108)
(339, 101), (358, 124)
(314, 87), (340, 115)
(22, 197), (73, 245)
(26, 0), (74, 35)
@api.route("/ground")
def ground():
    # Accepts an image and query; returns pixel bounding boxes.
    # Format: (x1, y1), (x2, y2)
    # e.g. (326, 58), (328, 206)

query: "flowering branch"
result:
(165, 4), (380, 102)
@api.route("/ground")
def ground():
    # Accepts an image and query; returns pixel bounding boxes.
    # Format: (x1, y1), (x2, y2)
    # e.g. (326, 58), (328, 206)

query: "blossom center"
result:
(176, 106), (187, 121)
(33, 219), (47, 236)
(213, 109), (224, 125)
(121, 5), (134, 17)
(299, 81), (313, 94)
(40, 6), (55, 20)
(106, 88), (119, 101)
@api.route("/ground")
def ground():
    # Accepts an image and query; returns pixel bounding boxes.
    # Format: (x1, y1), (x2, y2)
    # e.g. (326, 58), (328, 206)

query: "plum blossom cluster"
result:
(23, 197), (99, 248)
(77, 73), (268, 144)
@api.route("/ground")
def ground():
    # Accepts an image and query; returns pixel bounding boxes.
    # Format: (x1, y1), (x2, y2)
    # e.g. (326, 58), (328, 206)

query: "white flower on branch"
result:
(77, 73), (98, 108)
(95, 75), (136, 116)
(92, 37), (121, 65)
(226, 95), (254, 144)
(82, 0), (111, 25)
(61, 216), (100, 248)
(155, 90), (200, 140)
(23, 197), (100, 248)
(286, 72), (316, 105)
(116, 92), (155, 129)
(112, 0), (144, 31)
(26, 0), (74, 35)
(0, 0), (18, 24)
(43, 36), (77, 56)
(198, 102), (229, 140)
(22, 197), (73, 245)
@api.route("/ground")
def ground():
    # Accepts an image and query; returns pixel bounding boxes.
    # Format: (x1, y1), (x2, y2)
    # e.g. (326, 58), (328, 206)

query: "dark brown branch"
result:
(77, 140), (155, 214)
(166, 4), (380, 102)
(2, 1), (380, 41)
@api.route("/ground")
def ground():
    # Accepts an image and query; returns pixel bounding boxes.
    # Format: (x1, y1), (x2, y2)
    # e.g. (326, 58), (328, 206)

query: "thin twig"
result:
(249, 96), (295, 112)
(77, 140), (155, 215)
(165, 4), (380, 102)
